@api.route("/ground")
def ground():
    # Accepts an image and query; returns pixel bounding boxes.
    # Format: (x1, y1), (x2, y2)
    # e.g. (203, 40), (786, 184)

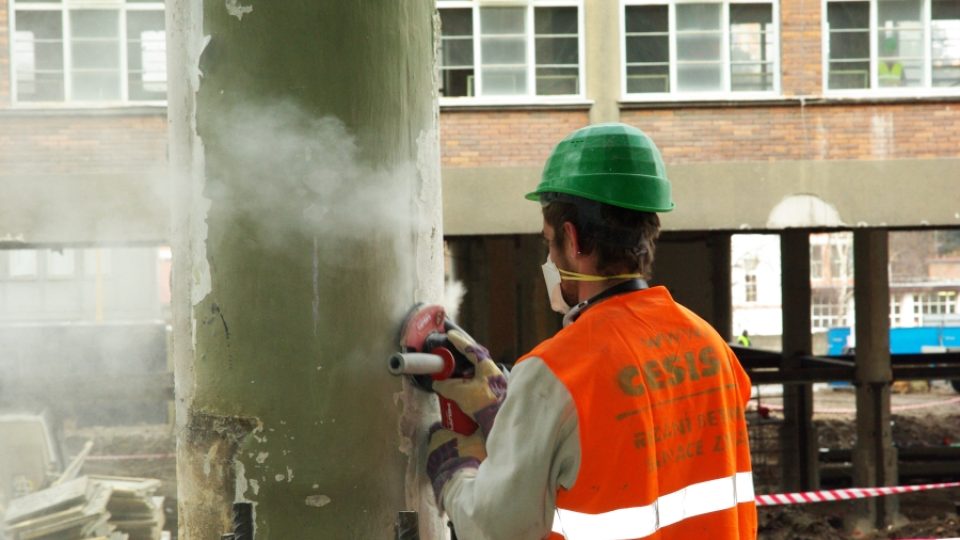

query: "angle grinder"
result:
(388, 304), (508, 436)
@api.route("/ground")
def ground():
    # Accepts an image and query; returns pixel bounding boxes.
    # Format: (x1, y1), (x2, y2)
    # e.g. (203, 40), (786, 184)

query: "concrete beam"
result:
(442, 159), (960, 235)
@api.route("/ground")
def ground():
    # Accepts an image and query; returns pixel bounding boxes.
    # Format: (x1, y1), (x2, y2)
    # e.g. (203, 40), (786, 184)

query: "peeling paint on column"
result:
(225, 0), (253, 20)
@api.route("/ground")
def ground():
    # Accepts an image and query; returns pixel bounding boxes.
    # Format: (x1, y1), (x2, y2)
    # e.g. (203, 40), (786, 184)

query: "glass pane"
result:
(625, 5), (668, 33)
(480, 7), (525, 35)
(828, 1), (870, 29)
(127, 11), (166, 99)
(829, 60), (871, 88)
(71, 71), (122, 100)
(932, 0), (960, 87)
(536, 66), (579, 95)
(47, 249), (76, 277)
(732, 62), (775, 90)
(731, 3), (773, 24)
(440, 8), (472, 37)
(73, 41), (120, 69)
(535, 7), (577, 34)
(480, 68), (527, 95)
(878, 0), (923, 87)
(677, 3), (722, 31)
(627, 64), (670, 93)
(535, 36), (578, 65)
(441, 68), (475, 97)
(480, 7), (526, 96)
(442, 38), (474, 67)
(481, 37), (526, 64)
(677, 63), (723, 91)
(731, 4), (774, 91)
(828, 2), (870, 89)
(9, 250), (38, 277)
(627, 35), (669, 63)
(13, 11), (65, 101)
(678, 33), (722, 61)
(70, 10), (119, 38)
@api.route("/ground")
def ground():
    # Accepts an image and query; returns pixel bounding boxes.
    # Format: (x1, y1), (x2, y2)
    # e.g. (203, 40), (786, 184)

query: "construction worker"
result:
(426, 123), (757, 539)
(878, 37), (905, 87)
(737, 330), (752, 347)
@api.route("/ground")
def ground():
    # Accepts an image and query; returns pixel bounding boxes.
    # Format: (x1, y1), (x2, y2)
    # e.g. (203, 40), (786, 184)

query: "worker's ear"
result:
(561, 221), (581, 258)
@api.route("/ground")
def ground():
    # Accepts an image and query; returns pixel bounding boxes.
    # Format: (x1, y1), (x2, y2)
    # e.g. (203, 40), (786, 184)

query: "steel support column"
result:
(848, 229), (899, 534)
(779, 230), (818, 491)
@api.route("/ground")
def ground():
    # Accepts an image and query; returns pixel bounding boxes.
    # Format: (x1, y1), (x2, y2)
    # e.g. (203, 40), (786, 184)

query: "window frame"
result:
(9, 0), (167, 107)
(437, 0), (589, 106)
(620, 0), (782, 102)
(821, 0), (960, 97)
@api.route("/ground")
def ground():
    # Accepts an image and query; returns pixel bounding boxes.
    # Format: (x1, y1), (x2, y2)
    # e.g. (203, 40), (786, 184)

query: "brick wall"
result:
(441, 109), (589, 168)
(621, 102), (960, 163)
(0, 0), (9, 105)
(780, 0), (822, 96)
(0, 113), (168, 176)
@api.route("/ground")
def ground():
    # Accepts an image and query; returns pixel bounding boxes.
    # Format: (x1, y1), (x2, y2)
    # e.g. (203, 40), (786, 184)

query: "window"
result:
(812, 290), (849, 330)
(623, 0), (779, 97)
(8, 250), (39, 278)
(438, 1), (583, 99)
(810, 244), (825, 279)
(745, 273), (758, 302)
(12, 0), (166, 104)
(825, 0), (960, 92)
(47, 249), (76, 277)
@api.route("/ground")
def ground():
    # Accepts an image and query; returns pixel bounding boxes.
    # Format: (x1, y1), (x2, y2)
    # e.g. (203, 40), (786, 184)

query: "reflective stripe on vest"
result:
(551, 472), (755, 540)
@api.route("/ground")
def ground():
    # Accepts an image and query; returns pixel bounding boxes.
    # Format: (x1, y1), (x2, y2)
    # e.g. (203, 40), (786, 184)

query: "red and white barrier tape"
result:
(756, 481), (960, 506)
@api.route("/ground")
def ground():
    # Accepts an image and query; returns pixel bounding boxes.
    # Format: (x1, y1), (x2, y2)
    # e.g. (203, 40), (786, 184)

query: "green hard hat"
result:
(525, 123), (675, 213)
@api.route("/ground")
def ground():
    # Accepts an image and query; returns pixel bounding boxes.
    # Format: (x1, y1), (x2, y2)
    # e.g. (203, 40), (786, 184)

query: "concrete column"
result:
(169, 2), (445, 538)
(849, 229), (899, 534)
(584, 1), (621, 124)
(710, 232), (733, 341)
(779, 230), (818, 491)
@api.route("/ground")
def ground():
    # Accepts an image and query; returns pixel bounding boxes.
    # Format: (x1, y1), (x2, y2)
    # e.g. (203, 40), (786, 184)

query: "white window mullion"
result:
(578, 1), (586, 97)
(472, 5), (482, 97)
(63, 8), (73, 101)
(773, 0), (782, 94)
(669, 2), (678, 94)
(923, 0), (932, 88)
(722, 0), (731, 92)
(527, 4), (536, 97)
(869, 0), (878, 89)
(10, 7), (19, 103)
(120, 6), (129, 101)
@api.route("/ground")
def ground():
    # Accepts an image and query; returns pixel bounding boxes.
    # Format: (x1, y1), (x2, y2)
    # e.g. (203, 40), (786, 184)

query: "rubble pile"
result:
(3, 476), (164, 540)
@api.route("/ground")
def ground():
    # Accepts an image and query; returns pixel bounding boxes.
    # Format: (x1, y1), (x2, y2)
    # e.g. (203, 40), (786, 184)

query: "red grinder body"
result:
(395, 304), (479, 436)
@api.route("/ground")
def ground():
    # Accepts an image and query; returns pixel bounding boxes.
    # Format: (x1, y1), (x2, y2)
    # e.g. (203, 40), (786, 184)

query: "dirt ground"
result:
(755, 382), (960, 539)
(54, 383), (960, 539)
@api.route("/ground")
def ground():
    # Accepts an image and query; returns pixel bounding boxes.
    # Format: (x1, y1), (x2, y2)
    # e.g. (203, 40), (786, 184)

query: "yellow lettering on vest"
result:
(643, 360), (666, 389)
(699, 345), (719, 377)
(663, 355), (684, 385)
(617, 365), (645, 396)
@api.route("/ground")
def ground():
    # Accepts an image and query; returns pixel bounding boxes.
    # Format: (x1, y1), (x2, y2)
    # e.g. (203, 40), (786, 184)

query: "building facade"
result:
(0, 0), (170, 425)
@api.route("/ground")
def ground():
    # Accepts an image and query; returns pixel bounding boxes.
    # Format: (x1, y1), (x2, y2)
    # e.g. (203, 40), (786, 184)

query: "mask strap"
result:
(558, 269), (645, 282)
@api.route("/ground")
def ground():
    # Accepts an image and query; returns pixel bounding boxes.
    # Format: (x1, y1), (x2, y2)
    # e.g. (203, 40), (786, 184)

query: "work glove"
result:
(432, 329), (507, 439)
(426, 423), (486, 509)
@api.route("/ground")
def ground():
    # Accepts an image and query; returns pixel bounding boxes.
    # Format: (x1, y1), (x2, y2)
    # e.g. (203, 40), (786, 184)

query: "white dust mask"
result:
(541, 256), (572, 314)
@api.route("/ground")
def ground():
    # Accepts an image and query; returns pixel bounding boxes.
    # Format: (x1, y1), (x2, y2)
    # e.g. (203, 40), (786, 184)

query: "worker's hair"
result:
(541, 194), (660, 278)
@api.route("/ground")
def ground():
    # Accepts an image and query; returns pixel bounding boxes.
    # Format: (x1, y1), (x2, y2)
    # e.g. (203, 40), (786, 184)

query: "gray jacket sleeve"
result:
(440, 357), (581, 540)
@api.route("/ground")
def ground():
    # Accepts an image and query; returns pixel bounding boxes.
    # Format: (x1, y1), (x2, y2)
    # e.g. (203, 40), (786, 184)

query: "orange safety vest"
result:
(519, 287), (757, 540)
